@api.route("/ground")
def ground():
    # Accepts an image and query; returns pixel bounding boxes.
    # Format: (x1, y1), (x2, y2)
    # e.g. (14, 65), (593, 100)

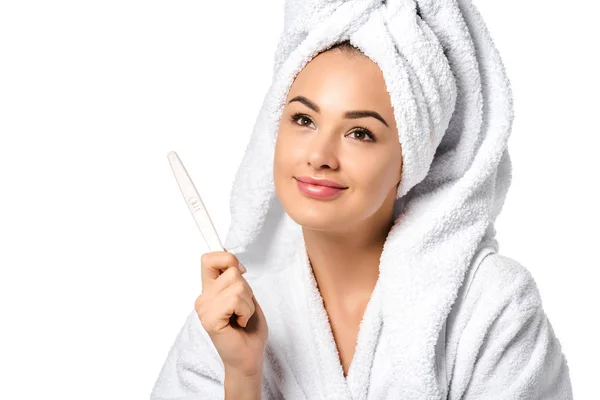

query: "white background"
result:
(1, 0), (597, 398)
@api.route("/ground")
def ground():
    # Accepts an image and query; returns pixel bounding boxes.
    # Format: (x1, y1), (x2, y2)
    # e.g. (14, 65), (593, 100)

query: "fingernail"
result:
(238, 263), (247, 273)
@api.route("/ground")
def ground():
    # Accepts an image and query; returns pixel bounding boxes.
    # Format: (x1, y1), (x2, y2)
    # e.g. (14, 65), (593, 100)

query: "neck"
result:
(302, 204), (396, 308)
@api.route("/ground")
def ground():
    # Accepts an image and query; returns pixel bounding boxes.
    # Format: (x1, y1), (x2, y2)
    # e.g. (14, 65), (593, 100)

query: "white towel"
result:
(151, 0), (573, 398)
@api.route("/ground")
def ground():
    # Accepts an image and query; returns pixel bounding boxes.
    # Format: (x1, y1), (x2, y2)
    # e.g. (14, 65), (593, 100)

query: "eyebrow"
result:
(287, 95), (390, 128)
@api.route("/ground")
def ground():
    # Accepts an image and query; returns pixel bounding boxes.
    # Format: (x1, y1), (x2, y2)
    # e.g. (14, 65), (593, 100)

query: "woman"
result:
(151, 1), (573, 399)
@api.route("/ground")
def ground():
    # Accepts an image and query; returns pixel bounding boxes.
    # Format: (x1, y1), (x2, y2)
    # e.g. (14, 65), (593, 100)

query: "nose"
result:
(306, 128), (341, 170)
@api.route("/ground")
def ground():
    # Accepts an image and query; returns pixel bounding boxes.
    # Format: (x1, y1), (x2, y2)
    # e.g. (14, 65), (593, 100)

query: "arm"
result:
(448, 254), (573, 400)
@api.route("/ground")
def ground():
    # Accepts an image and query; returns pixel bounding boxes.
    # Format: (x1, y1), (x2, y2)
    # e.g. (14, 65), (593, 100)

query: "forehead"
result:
(285, 50), (392, 112)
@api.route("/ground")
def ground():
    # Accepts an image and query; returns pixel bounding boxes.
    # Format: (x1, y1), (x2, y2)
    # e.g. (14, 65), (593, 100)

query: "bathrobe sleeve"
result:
(150, 309), (226, 400)
(448, 253), (573, 400)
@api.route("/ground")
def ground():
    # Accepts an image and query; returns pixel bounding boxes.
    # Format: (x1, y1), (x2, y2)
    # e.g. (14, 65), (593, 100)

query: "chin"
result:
(286, 203), (347, 231)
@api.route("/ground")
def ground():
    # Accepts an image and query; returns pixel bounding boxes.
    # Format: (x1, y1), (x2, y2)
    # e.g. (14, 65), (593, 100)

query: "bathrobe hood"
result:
(222, 0), (513, 396)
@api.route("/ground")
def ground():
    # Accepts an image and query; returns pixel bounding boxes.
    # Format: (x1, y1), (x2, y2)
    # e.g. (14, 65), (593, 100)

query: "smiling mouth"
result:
(294, 178), (348, 200)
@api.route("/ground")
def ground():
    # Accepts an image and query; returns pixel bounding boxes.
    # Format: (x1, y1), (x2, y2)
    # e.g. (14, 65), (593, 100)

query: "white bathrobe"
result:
(150, 0), (573, 398)
(150, 242), (571, 399)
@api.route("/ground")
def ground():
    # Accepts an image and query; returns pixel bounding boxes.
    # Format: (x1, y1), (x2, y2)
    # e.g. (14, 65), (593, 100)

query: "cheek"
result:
(273, 142), (284, 182)
(274, 133), (296, 183)
(346, 153), (396, 195)
(275, 130), (302, 166)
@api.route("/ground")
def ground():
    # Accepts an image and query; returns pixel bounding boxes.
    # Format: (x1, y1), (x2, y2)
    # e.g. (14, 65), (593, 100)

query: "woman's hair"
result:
(325, 39), (364, 57)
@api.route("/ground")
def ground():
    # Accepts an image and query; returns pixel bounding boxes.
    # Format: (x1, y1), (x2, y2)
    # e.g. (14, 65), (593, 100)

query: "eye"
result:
(349, 129), (375, 142)
(290, 113), (315, 129)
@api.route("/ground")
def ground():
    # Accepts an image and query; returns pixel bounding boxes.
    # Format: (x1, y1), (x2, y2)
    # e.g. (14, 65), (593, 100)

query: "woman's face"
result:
(274, 49), (402, 234)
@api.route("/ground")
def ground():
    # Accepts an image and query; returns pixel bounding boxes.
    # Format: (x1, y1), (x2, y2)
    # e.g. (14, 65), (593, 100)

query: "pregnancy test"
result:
(167, 151), (224, 253)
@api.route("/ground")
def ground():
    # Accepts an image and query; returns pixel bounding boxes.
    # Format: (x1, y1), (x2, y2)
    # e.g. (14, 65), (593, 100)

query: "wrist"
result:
(224, 367), (263, 400)
(224, 361), (264, 378)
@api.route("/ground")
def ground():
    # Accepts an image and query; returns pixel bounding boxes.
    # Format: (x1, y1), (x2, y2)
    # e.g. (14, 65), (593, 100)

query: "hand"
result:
(195, 250), (269, 376)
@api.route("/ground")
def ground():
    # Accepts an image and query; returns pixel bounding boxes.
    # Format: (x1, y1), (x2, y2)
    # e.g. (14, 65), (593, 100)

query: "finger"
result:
(252, 296), (265, 323)
(200, 250), (241, 291)
(234, 292), (256, 328)
(209, 282), (255, 332)
(242, 296), (264, 333)
(212, 266), (254, 298)
(224, 247), (247, 274)
(219, 279), (255, 328)
(200, 264), (251, 301)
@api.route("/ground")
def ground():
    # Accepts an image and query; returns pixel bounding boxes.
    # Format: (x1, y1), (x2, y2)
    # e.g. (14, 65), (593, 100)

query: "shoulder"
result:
(446, 251), (545, 367)
(464, 252), (542, 313)
(447, 251), (547, 363)
(445, 252), (573, 399)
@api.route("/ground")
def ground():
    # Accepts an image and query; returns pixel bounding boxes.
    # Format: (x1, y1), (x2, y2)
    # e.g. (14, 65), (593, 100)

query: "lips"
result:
(294, 176), (348, 189)
(294, 177), (348, 200)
